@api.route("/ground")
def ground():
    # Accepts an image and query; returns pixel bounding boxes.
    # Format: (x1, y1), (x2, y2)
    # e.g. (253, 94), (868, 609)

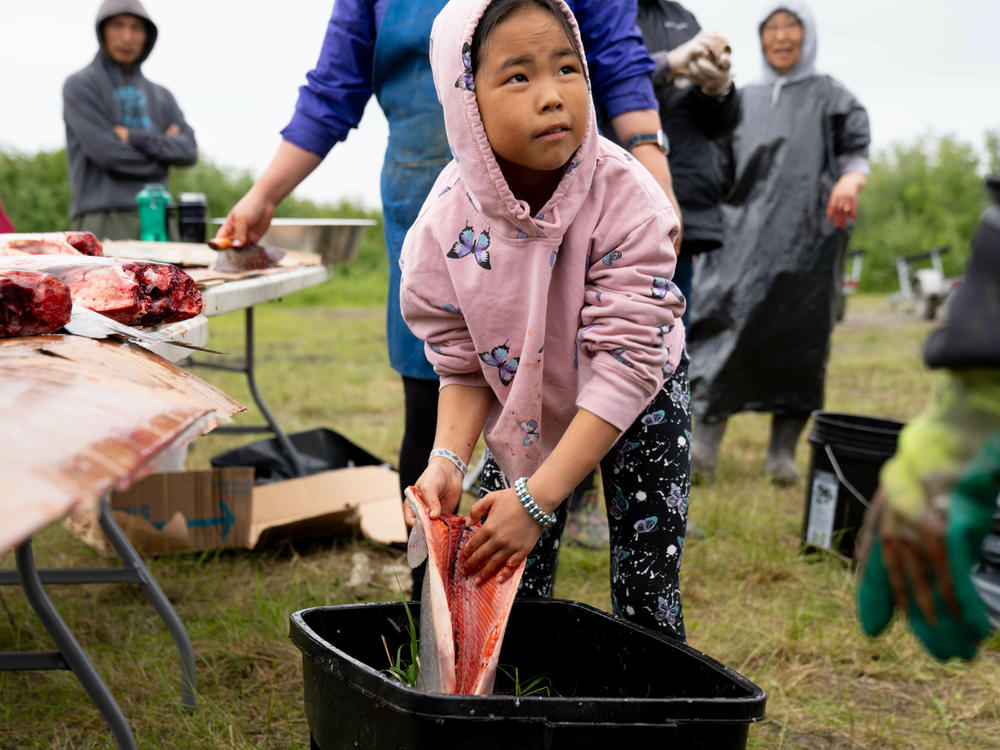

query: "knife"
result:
(62, 304), (222, 354)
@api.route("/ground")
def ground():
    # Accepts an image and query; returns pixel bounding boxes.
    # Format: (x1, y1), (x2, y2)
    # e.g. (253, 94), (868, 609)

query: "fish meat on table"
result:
(207, 238), (286, 274)
(0, 269), (72, 336)
(0, 231), (103, 256)
(0, 254), (202, 325)
(405, 486), (525, 695)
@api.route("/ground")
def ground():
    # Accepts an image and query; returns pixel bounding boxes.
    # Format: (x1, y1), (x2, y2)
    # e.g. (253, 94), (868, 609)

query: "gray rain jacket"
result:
(688, 0), (870, 420)
(62, 0), (197, 218)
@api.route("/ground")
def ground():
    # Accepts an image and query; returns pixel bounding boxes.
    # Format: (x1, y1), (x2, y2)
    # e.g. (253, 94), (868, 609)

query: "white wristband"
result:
(429, 448), (467, 476)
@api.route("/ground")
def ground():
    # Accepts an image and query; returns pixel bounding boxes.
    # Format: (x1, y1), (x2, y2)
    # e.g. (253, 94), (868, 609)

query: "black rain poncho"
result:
(688, 0), (870, 421)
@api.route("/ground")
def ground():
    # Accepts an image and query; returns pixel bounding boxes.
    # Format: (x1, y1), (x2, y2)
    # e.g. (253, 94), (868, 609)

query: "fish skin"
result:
(404, 487), (525, 695)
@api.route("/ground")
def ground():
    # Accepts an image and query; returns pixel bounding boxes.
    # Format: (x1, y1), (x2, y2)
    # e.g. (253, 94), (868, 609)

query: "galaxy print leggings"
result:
(477, 353), (692, 642)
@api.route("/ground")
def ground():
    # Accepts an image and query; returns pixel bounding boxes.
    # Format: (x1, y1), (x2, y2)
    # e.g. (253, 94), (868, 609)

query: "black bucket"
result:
(802, 411), (905, 560)
(290, 600), (766, 750)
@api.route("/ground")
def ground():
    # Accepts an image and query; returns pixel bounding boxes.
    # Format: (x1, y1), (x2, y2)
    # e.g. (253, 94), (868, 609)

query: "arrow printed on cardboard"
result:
(151, 501), (236, 539)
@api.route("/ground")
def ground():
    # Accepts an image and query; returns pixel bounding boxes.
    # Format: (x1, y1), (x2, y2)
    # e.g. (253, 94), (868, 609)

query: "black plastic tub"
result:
(210, 427), (387, 483)
(290, 599), (766, 749)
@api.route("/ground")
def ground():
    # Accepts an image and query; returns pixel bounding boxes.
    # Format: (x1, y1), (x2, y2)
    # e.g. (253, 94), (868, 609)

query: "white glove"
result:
(687, 55), (733, 98)
(654, 35), (712, 84)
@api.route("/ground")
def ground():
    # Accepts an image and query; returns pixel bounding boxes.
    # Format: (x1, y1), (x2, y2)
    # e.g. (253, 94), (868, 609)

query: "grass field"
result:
(1, 292), (998, 749)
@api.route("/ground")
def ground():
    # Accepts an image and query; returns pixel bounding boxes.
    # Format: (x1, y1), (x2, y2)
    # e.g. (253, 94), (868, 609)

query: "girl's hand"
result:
(404, 460), (464, 527)
(826, 171), (867, 229)
(461, 489), (542, 584)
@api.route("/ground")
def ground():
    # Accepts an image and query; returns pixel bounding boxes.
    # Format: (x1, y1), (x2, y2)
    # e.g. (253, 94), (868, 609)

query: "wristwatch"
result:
(624, 129), (670, 156)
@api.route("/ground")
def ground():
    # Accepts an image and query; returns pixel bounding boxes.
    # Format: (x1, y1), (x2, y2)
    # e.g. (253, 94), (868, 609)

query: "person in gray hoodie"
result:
(63, 0), (197, 240)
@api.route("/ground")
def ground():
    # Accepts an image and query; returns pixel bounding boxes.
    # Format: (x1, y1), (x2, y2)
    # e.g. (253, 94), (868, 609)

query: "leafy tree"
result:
(851, 134), (991, 291)
(986, 129), (999, 176)
(0, 148), (73, 232)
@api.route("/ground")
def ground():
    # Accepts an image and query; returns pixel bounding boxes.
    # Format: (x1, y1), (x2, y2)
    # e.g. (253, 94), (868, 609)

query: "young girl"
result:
(400, 0), (690, 640)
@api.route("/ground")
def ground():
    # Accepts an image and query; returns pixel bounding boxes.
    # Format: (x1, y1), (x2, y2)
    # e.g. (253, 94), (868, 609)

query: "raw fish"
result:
(405, 486), (525, 695)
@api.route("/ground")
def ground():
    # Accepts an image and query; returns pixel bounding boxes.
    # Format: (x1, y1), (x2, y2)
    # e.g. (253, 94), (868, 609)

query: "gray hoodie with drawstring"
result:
(62, 0), (197, 219)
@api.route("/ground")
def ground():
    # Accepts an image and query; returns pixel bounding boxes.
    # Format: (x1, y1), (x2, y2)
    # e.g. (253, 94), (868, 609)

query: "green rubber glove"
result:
(859, 429), (998, 660)
(857, 371), (1000, 660)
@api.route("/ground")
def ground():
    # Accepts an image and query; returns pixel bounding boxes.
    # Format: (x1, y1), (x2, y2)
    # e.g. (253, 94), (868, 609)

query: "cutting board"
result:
(102, 241), (322, 269)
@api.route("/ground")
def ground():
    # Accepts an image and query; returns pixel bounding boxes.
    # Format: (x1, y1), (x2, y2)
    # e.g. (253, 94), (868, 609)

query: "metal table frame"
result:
(0, 497), (196, 750)
(183, 306), (306, 476)
(183, 265), (332, 478)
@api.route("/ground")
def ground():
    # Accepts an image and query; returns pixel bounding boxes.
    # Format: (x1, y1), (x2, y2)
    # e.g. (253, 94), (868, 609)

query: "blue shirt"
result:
(280, 0), (656, 158)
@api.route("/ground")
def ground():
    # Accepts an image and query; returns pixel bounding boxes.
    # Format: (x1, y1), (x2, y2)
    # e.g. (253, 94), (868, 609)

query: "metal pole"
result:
(15, 540), (137, 750)
(97, 499), (198, 709)
(242, 307), (306, 476)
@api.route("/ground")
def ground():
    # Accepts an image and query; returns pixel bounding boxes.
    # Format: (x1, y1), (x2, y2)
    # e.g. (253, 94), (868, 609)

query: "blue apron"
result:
(372, 0), (450, 380)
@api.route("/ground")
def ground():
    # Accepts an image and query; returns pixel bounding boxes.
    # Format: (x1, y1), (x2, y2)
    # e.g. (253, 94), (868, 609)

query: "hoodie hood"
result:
(429, 0), (599, 237)
(756, 0), (818, 101)
(96, 0), (157, 67)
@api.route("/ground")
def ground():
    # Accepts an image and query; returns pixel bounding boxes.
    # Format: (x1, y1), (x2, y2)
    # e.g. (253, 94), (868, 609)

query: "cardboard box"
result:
(69, 465), (407, 557)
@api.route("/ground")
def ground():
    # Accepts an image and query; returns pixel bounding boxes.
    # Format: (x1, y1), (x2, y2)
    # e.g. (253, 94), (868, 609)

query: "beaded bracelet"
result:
(514, 477), (557, 529)
(429, 448), (467, 476)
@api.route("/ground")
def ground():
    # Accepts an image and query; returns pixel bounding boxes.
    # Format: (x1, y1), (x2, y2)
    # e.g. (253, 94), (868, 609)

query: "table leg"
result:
(97, 499), (198, 709)
(186, 307), (306, 476)
(13, 539), (138, 750)
(0, 498), (199, 710)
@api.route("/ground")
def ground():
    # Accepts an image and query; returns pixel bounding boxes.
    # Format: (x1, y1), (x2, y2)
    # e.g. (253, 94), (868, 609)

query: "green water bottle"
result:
(136, 183), (172, 242)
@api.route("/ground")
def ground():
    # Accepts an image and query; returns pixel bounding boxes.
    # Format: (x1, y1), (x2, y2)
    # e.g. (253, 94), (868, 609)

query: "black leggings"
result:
(478, 355), (692, 641)
(399, 376), (440, 494)
(402, 376), (439, 596)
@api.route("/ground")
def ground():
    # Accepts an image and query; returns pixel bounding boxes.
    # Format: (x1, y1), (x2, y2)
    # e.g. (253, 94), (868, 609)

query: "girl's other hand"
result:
(405, 461), (464, 526)
(461, 489), (542, 584)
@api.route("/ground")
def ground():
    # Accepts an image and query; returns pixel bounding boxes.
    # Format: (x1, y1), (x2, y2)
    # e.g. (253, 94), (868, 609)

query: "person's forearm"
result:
(432, 384), (493, 466)
(526, 409), (620, 514)
(842, 169), (868, 192)
(609, 110), (681, 235)
(251, 140), (324, 206)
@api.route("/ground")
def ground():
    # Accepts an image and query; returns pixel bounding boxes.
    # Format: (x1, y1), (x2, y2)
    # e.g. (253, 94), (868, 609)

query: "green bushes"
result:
(0, 147), (73, 232)
(851, 132), (998, 291)
(3, 130), (998, 295)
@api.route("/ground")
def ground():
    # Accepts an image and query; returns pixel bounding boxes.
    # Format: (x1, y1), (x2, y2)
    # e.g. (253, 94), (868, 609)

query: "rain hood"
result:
(95, 0), (158, 68)
(756, 0), (818, 105)
(429, 0), (599, 236)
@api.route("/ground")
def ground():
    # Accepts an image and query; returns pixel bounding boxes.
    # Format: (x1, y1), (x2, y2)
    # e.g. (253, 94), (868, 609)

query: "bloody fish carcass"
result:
(0, 231), (103, 257)
(0, 254), (202, 325)
(0, 270), (73, 336)
(405, 486), (525, 695)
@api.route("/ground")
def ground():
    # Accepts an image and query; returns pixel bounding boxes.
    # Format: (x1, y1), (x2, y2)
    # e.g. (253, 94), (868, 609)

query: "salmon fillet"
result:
(405, 487), (525, 695)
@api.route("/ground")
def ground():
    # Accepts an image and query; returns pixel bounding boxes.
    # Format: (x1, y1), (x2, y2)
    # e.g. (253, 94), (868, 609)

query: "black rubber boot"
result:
(692, 418), (727, 485)
(764, 414), (809, 485)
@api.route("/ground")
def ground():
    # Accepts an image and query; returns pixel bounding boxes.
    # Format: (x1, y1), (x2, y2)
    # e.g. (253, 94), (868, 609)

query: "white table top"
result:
(144, 315), (210, 363)
(199, 264), (331, 317)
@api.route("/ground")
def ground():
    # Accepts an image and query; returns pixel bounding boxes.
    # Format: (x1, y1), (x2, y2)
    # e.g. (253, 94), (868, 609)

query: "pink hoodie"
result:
(400, 0), (685, 485)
